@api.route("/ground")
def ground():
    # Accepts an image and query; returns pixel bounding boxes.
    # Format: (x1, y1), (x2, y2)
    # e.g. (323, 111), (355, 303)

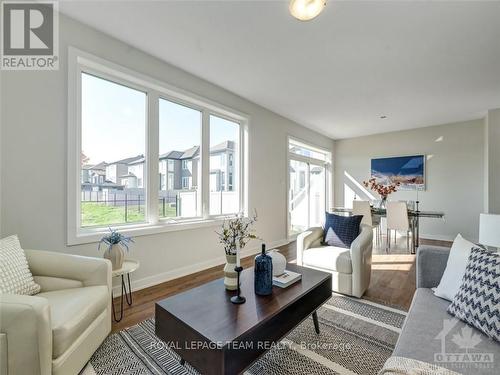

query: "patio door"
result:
(288, 137), (331, 239)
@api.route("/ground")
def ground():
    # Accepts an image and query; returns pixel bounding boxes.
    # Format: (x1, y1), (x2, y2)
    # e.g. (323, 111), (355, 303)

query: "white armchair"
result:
(0, 250), (112, 375)
(297, 224), (373, 298)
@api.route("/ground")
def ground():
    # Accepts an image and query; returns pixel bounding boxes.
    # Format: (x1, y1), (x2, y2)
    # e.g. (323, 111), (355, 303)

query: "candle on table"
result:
(236, 241), (241, 268)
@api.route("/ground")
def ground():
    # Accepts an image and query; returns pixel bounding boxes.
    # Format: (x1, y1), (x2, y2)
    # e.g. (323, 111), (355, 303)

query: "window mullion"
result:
(201, 111), (210, 219)
(147, 91), (160, 224)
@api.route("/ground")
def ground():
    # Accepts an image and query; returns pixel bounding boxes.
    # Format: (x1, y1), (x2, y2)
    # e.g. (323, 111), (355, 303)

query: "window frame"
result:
(68, 48), (249, 245)
(167, 173), (174, 190)
(167, 159), (174, 172)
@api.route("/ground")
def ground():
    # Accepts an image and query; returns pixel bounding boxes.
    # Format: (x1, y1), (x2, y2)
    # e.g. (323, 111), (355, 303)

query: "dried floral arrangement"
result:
(363, 178), (401, 199)
(216, 211), (260, 255)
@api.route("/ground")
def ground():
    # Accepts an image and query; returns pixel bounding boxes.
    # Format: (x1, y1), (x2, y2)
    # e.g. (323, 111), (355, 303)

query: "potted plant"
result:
(216, 211), (259, 290)
(363, 178), (401, 207)
(98, 228), (134, 270)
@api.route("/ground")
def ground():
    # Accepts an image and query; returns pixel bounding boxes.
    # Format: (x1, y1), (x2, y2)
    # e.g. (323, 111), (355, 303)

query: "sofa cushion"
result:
(323, 213), (363, 248)
(447, 247), (500, 342)
(434, 234), (477, 301)
(0, 235), (41, 295)
(302, 246), (352, 274)
(394, 288), (499, 375)
(37, 285), (109, 358)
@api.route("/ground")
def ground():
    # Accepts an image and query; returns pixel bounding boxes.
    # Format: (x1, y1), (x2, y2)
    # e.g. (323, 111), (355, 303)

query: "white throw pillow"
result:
(434, 234), (475, 301)
(0, 235), (40, 295)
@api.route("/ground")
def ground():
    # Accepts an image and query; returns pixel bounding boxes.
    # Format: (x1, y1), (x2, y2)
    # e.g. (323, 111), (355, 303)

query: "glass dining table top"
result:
(330, 206), (445, 218)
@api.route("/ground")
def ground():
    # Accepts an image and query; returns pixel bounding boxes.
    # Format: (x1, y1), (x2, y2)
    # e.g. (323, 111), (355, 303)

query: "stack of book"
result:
(273, 270), (302, 288)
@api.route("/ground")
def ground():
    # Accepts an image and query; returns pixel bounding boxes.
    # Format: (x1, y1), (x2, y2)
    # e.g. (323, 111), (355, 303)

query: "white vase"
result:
(104, 244), (124, 270)
(223, 254), (238, 290)
(268, 249), (286, 276)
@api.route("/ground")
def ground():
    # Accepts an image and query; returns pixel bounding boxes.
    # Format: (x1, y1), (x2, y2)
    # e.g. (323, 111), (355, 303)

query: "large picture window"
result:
(80, 73), (147, 227)
(68, 49), (248, 244)
(159, 98), (201, 219)
(209, 115), (240, 215)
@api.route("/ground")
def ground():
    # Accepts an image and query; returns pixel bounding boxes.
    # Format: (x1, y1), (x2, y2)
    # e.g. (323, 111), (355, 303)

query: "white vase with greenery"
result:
(98, 228), (134, 270)
(216, 212), (259, 290)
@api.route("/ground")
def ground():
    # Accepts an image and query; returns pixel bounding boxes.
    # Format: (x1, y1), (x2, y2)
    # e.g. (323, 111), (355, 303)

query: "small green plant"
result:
(98, 228), (134, 252)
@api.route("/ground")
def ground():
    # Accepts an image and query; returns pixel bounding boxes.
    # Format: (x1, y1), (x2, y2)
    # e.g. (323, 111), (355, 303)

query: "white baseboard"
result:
(113, 238), (290, 295)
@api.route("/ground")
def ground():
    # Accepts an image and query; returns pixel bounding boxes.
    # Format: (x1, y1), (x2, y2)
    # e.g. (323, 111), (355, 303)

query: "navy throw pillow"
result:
(323, 213), (363, 248)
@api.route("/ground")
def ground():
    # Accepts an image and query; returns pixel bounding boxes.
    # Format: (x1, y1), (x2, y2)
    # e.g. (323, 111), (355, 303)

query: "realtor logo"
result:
(434, 318), (495, 371)
(1, 1), (59, 70)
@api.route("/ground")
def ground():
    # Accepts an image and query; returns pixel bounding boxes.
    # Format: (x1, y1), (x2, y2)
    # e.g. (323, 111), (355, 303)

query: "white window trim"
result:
(286, 136), (332, 240)
(68, 47), (249, 245)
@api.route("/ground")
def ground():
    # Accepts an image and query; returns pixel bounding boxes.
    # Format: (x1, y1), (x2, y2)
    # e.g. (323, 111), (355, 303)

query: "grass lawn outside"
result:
(81, 202), (177, 227)
(81, 202), (145, 227)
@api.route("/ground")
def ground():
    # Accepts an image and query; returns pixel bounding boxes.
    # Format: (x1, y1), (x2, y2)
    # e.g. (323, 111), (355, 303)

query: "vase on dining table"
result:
(378, 196), (387, 209)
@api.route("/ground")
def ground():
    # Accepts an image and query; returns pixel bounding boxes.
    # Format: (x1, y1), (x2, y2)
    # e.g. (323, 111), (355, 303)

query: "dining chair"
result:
(353, 200), (381, 246)
(386, 201), (411, 251)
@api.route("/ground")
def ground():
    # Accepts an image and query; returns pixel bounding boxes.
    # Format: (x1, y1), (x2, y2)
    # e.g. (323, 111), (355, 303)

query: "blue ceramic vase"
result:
(254, 244), (273, 296)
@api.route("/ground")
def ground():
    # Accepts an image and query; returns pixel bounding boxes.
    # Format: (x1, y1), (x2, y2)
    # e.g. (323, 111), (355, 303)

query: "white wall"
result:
(485, 108), (500, 214)
(0, 14), (334, 291)
(334, 119), (485, 241)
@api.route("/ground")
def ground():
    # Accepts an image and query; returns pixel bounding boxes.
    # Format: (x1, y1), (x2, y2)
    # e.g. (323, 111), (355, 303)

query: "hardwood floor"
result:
(112, 236), (451, 333)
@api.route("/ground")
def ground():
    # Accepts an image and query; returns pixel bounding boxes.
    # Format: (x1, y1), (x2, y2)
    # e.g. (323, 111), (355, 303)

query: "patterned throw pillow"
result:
(447, 247), (500, 342)
(323, 213), (363, 248)
(0, 235), (40, 295)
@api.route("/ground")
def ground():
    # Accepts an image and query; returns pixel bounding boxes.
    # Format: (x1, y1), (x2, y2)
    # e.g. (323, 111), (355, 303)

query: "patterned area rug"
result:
(87, 294), (407, 375)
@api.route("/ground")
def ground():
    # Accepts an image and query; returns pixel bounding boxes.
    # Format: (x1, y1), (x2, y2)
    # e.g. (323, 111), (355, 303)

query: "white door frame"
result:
(287, 136), (332, 240)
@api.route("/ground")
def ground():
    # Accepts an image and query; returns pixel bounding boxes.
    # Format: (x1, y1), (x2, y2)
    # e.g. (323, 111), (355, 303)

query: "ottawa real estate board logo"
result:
(1, 1), (59, 70)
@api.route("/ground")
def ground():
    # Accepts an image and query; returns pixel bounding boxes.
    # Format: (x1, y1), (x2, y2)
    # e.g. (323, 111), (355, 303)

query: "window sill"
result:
(68, 216), (235, 246)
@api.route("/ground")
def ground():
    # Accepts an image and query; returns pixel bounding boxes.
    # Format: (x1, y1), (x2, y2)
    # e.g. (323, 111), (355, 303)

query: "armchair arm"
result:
(25, 250), (111, 289)
(0, 294), (52, 375)
(296, 227), (323, 266)
(350, 224), (373, 298)
(416, 245), (450, 289)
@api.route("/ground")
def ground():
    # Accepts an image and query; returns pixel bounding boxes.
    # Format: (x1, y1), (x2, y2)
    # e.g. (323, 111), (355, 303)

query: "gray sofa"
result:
(392, 245), (499, 374)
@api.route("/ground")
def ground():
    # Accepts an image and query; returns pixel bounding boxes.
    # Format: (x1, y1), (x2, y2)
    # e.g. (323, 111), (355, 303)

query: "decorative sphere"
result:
(268, 249), (286, 276)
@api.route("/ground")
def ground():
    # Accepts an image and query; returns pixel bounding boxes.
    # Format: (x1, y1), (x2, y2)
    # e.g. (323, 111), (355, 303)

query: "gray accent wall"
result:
(334, 119), (485, 241)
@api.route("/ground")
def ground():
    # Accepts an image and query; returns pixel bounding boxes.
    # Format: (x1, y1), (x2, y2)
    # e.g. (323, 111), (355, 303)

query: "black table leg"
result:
(312, 311), (320, 334)
(124, 273), (133, 306)
(112, 275), (124, 322)
(112, 274), (133, 322)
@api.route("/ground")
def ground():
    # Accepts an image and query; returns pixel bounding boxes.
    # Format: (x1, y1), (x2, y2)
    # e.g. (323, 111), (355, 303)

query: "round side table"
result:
(111, 259), (140, 323)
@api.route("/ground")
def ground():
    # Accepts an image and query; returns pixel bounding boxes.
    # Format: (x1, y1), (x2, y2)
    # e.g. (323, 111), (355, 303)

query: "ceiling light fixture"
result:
(289, 0), (326, 21)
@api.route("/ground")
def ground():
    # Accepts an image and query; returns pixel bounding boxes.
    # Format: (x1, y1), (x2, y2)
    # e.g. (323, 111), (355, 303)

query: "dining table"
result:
(330, 206), (445, 254)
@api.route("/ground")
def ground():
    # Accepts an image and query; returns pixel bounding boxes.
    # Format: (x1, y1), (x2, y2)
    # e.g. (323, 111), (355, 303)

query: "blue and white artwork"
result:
(371, 155), (425, 191)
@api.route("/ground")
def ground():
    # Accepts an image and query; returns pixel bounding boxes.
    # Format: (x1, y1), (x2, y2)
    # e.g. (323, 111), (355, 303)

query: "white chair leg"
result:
(386, 229), (390, 251)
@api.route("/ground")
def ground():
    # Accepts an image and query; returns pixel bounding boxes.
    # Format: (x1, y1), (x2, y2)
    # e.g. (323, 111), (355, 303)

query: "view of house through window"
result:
(209, 115), (240, 215)
(80, 73), (146, 227)
(76, 60), (246, 234)
(288, 139), (329, 237)
(159, 98), (201, 218)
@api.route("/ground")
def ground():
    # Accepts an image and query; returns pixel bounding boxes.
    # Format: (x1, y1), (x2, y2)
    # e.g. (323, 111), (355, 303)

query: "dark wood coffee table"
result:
(155, 263), (332, 375)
